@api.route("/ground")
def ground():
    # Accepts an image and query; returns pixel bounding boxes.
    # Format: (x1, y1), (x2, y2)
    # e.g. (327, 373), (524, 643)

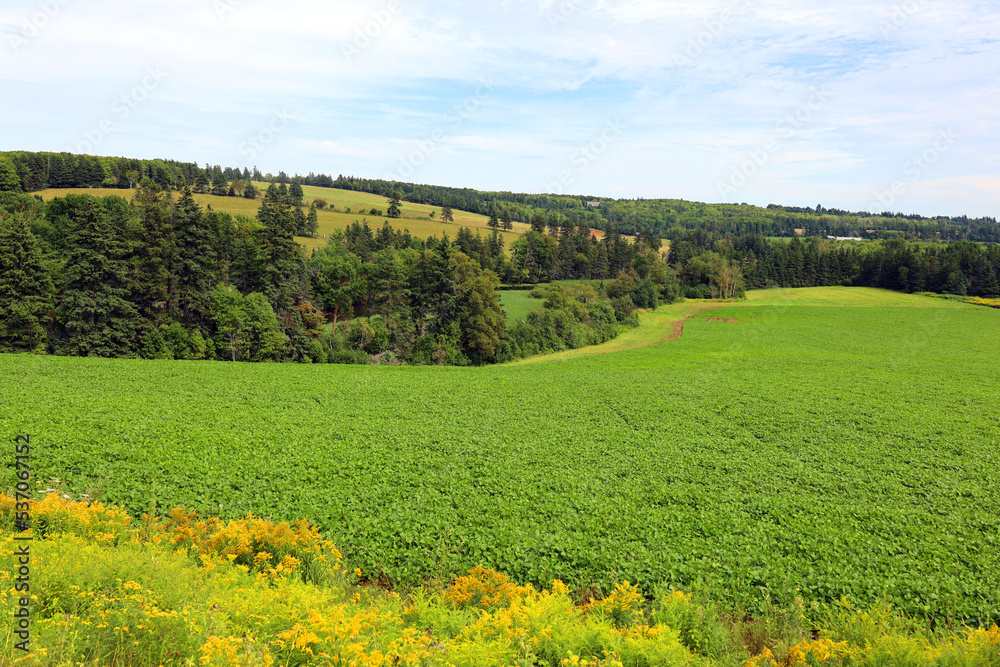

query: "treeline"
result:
(0, 151), (271, 193)
(4, 151), (997, 243)
(668, 230), (1000, 299)
(0, 187), (681, 364)
(331, 176), (1000, 244)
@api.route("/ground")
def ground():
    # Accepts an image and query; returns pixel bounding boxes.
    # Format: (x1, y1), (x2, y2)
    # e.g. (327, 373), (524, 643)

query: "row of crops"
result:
(2, 289), (998, 623)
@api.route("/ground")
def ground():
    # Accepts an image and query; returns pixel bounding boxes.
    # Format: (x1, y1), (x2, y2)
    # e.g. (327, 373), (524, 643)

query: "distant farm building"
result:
(827, 236), (863, 241)
(586, 201), (601, 208)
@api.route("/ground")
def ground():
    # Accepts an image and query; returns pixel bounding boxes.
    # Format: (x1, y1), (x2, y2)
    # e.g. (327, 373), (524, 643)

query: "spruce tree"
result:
(131, 184), (175, 324)
(293, 206), (307, 235)
(288, 181), (304, 206)
(0, 215), (55, 352)
(58, 200), (138, 357)
(255, 184), (304, 308)
(172, 188), (213, 327)
(306, 204), (319, 237)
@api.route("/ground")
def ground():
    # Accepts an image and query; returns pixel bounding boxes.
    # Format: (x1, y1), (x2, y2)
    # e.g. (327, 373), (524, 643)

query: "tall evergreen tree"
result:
(131, 184), (175, 324)
(288, 181), (304, 206)
(255, 184), (304, 309)
(387, 191), (402, 219)
(172, 188), (213, 327)
(293, 206), (307, 236)
(0, 215), (54, 352)
(305, 204), (319, 237)
(58, 200), (138, 357)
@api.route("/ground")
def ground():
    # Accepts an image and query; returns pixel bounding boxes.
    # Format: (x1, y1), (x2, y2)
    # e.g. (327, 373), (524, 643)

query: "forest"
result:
(0, 185), (677, 364)
(2, 150), (998, 242)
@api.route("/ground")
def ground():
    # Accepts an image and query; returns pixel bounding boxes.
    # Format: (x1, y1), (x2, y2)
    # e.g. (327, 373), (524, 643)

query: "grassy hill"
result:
(34, 184), (528, 253)
(2, 287), (997, 628)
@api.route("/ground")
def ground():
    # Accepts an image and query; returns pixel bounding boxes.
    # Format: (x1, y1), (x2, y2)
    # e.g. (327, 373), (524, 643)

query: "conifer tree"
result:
(255, 184), (304, 308)
(0, 215), (54, 352)
(131, 184), (176, 324)
(306, 204), (319, 237)
(172, 188), (213, 327)
(58, 200), (138, 357)
(293, 206), (307, 236)
(288, 181), (304, 206)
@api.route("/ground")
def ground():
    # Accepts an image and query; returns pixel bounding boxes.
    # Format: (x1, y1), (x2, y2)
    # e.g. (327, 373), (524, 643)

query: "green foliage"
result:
(347, 315), (390, 354)
(208, 284), (286, 362)
(0, 156), (21, 192)
(4, 290), (999, 627)
(57, 199), (139, 357)
(0, 213), (54, 352)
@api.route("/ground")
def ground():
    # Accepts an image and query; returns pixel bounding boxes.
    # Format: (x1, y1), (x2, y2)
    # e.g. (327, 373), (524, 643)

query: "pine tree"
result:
(530, 211), (546, 233)
(172, 188), (213, 327)
(131, 184), (176, 324)
(255, 184), (304, 308)
(58, 200), (139, 357)
(293, 206), (307, 236)
(387, 191), (402, 219)
(306, 204), (319, 237)
(288, 181), (304, 206)
(440, 205), (454, 223)
(501, 209), (513, 231)
(0, 215), (54, 352)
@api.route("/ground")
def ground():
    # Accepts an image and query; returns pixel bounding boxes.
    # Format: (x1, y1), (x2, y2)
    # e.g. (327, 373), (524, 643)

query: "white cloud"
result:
(0, 0), (996, 216)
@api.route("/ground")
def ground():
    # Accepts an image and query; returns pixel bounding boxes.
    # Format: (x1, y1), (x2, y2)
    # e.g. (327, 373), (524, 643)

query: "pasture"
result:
(2, 287), (998, 623)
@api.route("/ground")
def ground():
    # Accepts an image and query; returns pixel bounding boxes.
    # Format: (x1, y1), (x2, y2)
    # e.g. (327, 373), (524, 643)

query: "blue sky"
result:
(2, 0), (998, 217)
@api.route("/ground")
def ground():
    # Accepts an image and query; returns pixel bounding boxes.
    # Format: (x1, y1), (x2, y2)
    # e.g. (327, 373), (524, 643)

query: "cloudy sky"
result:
(2, 0), (998, 217)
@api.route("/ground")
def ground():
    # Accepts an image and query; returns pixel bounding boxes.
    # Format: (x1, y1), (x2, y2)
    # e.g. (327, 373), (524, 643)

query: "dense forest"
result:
(667, 229), (1000, 299)
(0, 186), (677, 364)
(2, 150), (997, 243)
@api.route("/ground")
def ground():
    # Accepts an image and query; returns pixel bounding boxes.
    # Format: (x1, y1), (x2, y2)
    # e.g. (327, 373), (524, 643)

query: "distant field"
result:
(499, 290), (540, 324)
(34, 186), (527, 252)
(3, 287), (998, 623)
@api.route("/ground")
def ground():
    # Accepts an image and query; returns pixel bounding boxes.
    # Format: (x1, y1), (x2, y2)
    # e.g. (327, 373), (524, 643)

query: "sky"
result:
(2, 0), (998, 218)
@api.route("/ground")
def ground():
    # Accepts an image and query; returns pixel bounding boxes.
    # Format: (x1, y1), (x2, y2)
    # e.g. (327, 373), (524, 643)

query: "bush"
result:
(329, 348), (369, 365)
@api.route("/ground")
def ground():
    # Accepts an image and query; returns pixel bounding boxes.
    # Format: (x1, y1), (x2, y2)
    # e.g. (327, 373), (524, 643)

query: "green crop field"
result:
(35, 186), (526, 253)
(2, 287), (998, 623)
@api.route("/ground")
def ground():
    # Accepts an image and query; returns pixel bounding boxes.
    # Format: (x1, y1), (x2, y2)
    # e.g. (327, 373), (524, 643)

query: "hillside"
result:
(3, 151), (996, 244)
(34, 184), (525, 252)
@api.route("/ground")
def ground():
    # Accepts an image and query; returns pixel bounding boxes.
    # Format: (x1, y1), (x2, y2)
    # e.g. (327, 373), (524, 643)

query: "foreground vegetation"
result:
(2, 288), (997, 629)
(2, 494), (998, 666)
